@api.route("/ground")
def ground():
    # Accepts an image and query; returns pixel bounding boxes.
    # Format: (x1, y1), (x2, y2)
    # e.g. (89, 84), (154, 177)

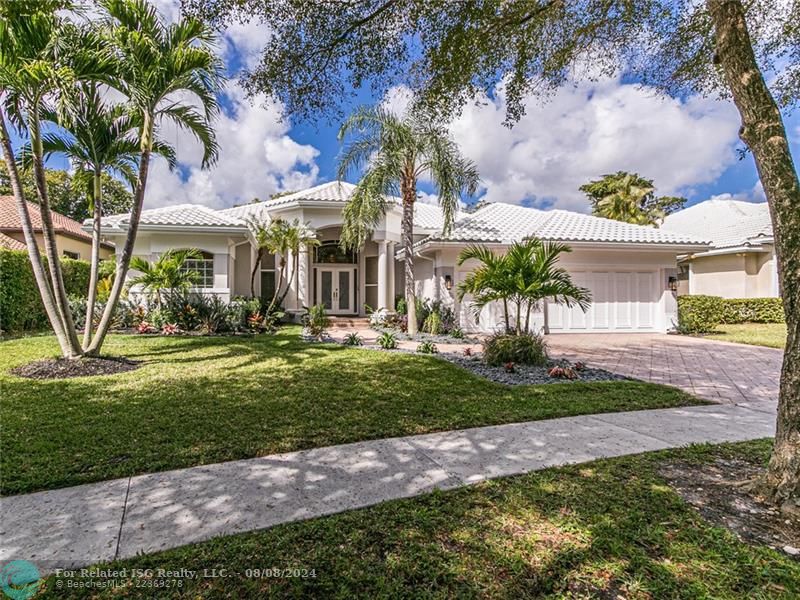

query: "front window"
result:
(314, 241), (356, 264)
(182, 250), (214, 288)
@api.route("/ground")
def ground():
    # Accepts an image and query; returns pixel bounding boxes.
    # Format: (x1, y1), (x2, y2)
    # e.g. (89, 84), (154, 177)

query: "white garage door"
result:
(548, 271), (659, 332)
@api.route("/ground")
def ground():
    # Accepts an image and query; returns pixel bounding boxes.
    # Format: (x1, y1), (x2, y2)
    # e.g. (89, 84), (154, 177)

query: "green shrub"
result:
(303, 304), (330, 338)
(482, 332), (548, 366)
(720, 297), (784, 324)
(377, 331), (398, 349)
(422, 311), (442, 335)
(417, 340), (438, 354)
(60, 257), (91, 297)
(677, 295), (725, 333)
(343, 332), (363, 346)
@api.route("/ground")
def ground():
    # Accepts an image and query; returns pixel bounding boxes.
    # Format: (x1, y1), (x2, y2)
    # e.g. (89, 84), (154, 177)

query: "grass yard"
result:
(40, 440), (799, 599)
(0, 327), (703, 496)
(705, 323), (787, 349)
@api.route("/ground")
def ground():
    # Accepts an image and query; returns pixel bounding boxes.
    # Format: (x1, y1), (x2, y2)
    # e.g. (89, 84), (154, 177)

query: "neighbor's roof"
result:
(661, 199), (772, 249)
(98, 203), (248, 231)
(0, 195), (113, 248)
(0, 231), (26, 251)
(423, 202), (708, 246)
(219, 180), (445, 231)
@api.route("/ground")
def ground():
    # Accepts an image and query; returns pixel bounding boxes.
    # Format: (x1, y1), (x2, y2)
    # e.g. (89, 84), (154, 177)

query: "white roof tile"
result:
(430, 202), (706, 245)
(661, 199), (772, 249)
(99, 204), (246, 229)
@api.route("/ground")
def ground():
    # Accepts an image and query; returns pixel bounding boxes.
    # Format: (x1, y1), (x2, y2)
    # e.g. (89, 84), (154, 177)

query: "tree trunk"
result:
(88, 114), (153, 355)
(502, 297), (510, 333)
(708, 0), (800, 508)
(401, 174), (417, 335)
(276, 251), (298, 308)
(515, 299), (522, 334)
(83, 171), (102, 349)
(28, 108), (83, 357)
(0, 108), (73, 355)
(525, 301), (532, 334)
(250, 249), (262, 298)
(267, 255), (286, 314)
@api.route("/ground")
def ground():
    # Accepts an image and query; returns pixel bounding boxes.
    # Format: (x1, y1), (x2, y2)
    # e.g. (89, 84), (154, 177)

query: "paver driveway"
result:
(547, 333), (782, 405)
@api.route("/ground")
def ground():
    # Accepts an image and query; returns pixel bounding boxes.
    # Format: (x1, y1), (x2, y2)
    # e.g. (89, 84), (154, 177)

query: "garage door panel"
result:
(548, 270), (658, 332)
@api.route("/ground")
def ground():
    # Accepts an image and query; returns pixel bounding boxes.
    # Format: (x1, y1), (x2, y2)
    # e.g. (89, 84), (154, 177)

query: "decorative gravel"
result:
(370, 326), (480, 345)
(11, 356), (140, 379)
(441, 355), (631, 386)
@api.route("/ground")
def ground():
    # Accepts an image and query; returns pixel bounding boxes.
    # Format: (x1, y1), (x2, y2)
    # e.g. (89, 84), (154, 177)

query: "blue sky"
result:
(29, 0), (800, 213)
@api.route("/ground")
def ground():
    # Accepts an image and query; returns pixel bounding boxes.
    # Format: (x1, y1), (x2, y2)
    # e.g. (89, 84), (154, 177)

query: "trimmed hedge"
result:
(720, 297), (784, 324)
(0, 249), (91, 332)
(678, 294), (785, 333)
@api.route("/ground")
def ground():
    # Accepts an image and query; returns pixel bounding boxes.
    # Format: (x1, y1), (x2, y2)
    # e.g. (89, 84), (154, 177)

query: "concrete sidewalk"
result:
(0, 401), (777, 573)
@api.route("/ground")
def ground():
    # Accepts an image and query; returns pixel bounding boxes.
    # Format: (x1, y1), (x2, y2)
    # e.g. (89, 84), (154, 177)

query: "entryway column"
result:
(387, 242), (395, 310)
(377, 240), (389, 310)
(298, 244), (310, 309)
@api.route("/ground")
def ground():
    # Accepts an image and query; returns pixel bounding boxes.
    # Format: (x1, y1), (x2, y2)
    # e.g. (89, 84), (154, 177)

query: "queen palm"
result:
(0, 0), (117, 357)
(337, 106), (479, 335)
(457, 239), (591, 335)
(87, 0), (223, 355)
(27, 86), (178, 347)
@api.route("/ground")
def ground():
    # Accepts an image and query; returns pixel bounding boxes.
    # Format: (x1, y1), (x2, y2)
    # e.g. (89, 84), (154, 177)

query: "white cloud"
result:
(145, 82), (318, 209)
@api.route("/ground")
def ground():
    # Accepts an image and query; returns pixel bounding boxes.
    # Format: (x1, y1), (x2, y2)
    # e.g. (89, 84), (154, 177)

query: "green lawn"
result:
(0, 327), (703, 496)
(705, 323), (787, 349)
(40, 440), (798, 599)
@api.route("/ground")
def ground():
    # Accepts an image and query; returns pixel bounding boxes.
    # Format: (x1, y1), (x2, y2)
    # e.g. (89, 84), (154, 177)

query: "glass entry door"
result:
(316, 268), (355, 314)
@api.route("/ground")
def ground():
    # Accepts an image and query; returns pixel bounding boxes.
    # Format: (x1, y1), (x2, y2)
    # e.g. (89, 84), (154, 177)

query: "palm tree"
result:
(337, 106), (479, 335)
(129, 249), (201, 309)
(0, 0), (116, 357)
(457, 239), (591, 335)
(25, 85), (178, 348)
(87, 0), (223, 355)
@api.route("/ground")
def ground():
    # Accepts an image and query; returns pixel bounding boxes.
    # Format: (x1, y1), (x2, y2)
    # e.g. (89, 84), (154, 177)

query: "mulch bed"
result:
(11, 356), (140, 379)
(660, 458), (800, 559)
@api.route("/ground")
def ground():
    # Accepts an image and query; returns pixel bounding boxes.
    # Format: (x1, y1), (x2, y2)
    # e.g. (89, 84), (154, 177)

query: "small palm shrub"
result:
(422, 311), (443, 335)
(450, 326), (464, 339)
(482, 332), (548, 367)
(417, 340), (438, 354)
(304, 304), (330, 338)
(377, 331), (398, 349)
(344, 332), (363, 346)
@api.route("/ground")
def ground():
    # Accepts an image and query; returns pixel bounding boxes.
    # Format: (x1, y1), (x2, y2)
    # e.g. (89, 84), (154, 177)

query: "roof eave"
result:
(97, 223), (249, 235)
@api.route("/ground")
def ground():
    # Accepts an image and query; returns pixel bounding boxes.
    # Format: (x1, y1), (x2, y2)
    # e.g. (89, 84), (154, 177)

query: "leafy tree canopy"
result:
(186, 0), (800, 123)
(579, 171), (686, 227)
(0, 159), (133, 221)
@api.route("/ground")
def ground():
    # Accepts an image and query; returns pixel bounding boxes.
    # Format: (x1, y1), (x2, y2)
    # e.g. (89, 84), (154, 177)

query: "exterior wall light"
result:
(444, 274), (453, 290)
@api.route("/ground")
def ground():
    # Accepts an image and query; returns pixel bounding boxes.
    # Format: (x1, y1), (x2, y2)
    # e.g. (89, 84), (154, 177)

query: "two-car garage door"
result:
(547, 271), (660, 332)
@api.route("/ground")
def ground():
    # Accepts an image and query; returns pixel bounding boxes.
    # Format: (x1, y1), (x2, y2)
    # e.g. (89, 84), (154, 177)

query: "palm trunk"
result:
(267, 255), (286, 314)
(250, 249), (262, 298)
(401, 173), (417, 335)
(525, 301), (532, 334)
(276, 251), (298, 308)
(29, 108), (82, 357)
(502, 297), (510, 333)
(88, 114), (153, 355)
(0, 108), (73, 355)
(515, 298), (522, 334)
(708, 0), (800, 508)
(83, 171), (102, 349)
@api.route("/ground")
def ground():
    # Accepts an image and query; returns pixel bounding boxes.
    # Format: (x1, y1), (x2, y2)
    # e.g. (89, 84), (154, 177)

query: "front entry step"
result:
(328, 316), (370, 329)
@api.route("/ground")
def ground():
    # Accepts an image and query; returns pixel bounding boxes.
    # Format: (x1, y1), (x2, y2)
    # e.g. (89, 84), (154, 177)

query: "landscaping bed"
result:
(445, 354), (629, 385)
(0, 327), (703, 495)
(40, 440), (799, 599)
(10, 356), (140, 380)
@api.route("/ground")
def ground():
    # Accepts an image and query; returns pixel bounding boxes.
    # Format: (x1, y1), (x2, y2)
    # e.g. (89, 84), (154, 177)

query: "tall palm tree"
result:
(0, 0), (116, 357)
(337, 106), (479, 335)
(457, 239), (591, 335)
(25, 86), (178, 347)
(129, 249), (201, 309)
(87, 0), (223, 355)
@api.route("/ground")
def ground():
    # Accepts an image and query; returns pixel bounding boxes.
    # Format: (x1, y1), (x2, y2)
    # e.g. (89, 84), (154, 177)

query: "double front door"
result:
(316, 267), (355, 314)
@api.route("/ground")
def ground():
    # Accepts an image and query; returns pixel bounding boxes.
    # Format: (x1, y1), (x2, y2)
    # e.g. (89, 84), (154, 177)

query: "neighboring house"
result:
(0, 195), (114, 260)
(95, 181), (708, 333)
(661, 199), (777, 298)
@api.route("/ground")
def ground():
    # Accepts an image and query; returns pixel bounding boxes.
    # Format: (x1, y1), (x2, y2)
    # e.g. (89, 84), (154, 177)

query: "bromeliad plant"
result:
(457, 238), (592, 335)
(377, 331), (398, 350)
(343, 332), (363, 346)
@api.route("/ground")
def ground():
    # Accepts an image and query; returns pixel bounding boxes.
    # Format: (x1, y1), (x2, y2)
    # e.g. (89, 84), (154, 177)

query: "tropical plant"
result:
(303, 304), (329, 338)
(337, 105), (479, 335)
(129, 249), (202, 309)
(579, 172), (685, 226)
(416, 340), (438, 354)
(458, 239), (592, 334)
(0, 0), (117, 357)
(422, 311), (443, 336)
(247, 216), (319, 313)
(343, 332), (363, 346)
(377, 331), (398, 350)
(87, 0), (224, 355)
(197, 295), (230, 334)
(482, 332), (549, 367)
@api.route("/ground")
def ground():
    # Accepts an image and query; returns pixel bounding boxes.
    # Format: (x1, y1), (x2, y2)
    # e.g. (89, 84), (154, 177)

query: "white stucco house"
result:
(661, 199), (778, 299)
(94, 181), (709, 333)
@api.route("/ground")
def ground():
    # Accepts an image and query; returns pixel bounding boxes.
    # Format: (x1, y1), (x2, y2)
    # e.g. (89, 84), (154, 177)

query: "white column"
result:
(298, 244), (310, 309)
(387, 242), (395, 311)
(377, 240), (388, 310)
